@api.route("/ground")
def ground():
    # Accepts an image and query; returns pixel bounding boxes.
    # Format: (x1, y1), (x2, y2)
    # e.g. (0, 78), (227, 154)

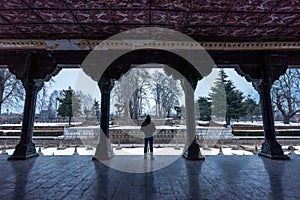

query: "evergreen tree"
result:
(197, 96), (211, 121)
(225, 80), (246, 122)
(244, 96), (261, 122)
(209, 69), (246, 125)
(209, 70), (227, 123)
(57, 87), (81, 125)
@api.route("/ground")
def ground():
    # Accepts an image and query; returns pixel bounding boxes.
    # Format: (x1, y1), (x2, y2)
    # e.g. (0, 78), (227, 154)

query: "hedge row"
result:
(0, 131), (63, 137)
(233, 130), (300, 136)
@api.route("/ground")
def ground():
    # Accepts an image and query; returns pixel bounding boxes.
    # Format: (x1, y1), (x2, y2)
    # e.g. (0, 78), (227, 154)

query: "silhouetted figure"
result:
(141, 115), (156, 159)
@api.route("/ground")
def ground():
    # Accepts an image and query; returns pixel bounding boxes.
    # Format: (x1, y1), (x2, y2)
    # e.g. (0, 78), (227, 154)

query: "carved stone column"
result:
(93, 78), (114, 161)
(181, 79), (204, 160)
(8, 53), (58, 160)
(8, 80), (43, 160)
(237, 55), (289, 160)
(254, 68), (289, 160)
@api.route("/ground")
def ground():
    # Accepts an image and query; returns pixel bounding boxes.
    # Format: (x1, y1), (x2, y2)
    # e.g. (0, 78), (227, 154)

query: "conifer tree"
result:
(198, 96), (211, 121)
(57, 87), (81, 125)
(209, 69), (246, 125)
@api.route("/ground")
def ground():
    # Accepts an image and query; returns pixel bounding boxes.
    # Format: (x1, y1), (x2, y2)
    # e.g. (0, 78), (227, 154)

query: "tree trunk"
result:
(225, 115), (230, 126)
(283, 115), (290, 124)
(124, 103), (129, 118)
(68, 116), (71, 125)
(0, 85), (4, 115)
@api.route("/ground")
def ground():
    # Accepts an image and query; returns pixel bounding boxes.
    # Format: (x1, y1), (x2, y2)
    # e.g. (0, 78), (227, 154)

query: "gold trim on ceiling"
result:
(1, 39), (300, 51)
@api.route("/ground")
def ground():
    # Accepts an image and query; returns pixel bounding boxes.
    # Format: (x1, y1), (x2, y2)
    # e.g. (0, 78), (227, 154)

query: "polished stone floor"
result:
(0, 155), (299, 200)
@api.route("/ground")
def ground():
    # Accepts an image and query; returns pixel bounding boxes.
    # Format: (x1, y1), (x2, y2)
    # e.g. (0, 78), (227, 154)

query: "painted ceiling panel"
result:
(0, 0), (298, 42)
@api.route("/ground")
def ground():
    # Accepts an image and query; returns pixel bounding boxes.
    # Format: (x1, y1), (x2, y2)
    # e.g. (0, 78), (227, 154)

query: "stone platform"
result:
(0, 155), (299, 199)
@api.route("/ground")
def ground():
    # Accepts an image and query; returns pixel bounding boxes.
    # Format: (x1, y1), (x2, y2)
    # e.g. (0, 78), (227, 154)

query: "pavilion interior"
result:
(0, 0), (300, 199)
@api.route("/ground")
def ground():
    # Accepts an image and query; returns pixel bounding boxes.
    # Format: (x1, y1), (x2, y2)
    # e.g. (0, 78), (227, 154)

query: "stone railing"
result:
(61, 125), (233, 144)
(196, 126), (233, 140)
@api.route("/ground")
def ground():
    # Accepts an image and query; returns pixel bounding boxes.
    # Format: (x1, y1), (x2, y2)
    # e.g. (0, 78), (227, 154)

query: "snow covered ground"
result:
(233, 121), (300, 126)
(3, 145), (299, 156)
(0, 122), (81, 127)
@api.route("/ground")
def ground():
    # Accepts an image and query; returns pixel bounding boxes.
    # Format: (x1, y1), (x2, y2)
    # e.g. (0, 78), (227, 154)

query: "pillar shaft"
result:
(254, 66), (289, 160)
(7, 53), (58, 160)
(258, 79), (276, 142)
(182, 79), (204, 160)
(20, 82), (41, 143)
(185, 82), (196, 146)
(235, 54), (290, 160)
(8, 80), (43, 160)
(93, 78), (114, 160)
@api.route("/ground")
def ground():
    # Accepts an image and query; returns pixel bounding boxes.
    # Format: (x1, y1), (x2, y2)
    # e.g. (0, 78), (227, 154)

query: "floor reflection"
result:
(93, 161), (113, 199)
(143, 158), (154, 173)
(0, 155), (297, 199)
(261, 157), (286, 199)
(10, 158), (36, 200)
(185, 160), (203, 198)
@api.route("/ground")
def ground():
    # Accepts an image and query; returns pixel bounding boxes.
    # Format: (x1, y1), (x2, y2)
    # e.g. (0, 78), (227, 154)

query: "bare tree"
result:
(36, 81), (55, 114)
(112, 75), (132, 118)
(151, 71), (182, 118)
(152, 71), (167, 117)
(36, 86), (48, 113)
(112, 68), (150, 119)
(76, 91), (93, 119)
(48, 90), (61, 111)
(0, 68), (24, 114)
(271, 69), (300, 124)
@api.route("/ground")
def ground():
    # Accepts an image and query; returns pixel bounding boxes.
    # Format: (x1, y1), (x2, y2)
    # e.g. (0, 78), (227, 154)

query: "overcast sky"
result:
(48, 67), (259, 105)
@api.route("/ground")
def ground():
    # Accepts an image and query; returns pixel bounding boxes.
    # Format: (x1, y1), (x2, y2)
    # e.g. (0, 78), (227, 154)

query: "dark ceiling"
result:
(0, 0), (300, 42)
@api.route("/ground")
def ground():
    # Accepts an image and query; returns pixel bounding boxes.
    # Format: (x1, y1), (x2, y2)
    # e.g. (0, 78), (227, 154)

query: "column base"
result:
(258, 140), (290, 160)
(92, 152), (114, 161)
(92, 143), (115, 161)
(1, 149), (8, 155)
(182, 140), (205, 160)
(8, 142), (39, 160)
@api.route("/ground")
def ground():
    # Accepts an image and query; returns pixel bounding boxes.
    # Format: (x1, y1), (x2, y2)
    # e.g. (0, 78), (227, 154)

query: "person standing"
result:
(141, 115), (156, 159)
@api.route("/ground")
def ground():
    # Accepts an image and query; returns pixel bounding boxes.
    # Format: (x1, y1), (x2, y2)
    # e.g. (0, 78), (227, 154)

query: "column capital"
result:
(8, 53), (59, 85)
(238, 63), (289, 159)
(98, 78), (115, 94)
(180, 78), (198, 92)
(237, 64), (287, 85)
(23, 79), (44, 93)
(252, 77), (272, 94)
(7, 53), (59, 160)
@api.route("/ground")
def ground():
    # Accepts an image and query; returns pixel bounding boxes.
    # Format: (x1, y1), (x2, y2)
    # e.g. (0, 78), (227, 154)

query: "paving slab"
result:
(0, 155), (299, 200)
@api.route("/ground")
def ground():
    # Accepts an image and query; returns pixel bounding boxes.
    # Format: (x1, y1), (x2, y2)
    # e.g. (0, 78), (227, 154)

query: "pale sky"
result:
(196, 68), (259, 101)
(47, 68), (101, 102)
(47, 67), (259, 106)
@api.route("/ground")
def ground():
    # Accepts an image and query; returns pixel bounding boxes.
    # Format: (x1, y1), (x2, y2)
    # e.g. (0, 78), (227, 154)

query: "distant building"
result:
(0, 114), (22, 124)
(37, 110), (56, 121)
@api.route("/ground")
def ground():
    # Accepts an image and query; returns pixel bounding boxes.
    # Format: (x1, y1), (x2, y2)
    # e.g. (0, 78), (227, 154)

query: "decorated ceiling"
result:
(0, 0), (300, 42)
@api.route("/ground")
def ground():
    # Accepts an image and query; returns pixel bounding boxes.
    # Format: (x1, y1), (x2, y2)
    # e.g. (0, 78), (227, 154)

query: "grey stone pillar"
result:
(7, 53), (58, 160)
(8, 79), (43, 160)
(181, 79), (204, 160)
(93, 78), (114, 161)
(236, 54), (289, 160)
(254, 69), (289, 160)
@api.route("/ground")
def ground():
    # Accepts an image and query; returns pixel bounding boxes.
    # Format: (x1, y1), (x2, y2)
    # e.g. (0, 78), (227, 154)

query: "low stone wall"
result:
(1, 125), (300, 149)
(1, 137), (300, 150)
